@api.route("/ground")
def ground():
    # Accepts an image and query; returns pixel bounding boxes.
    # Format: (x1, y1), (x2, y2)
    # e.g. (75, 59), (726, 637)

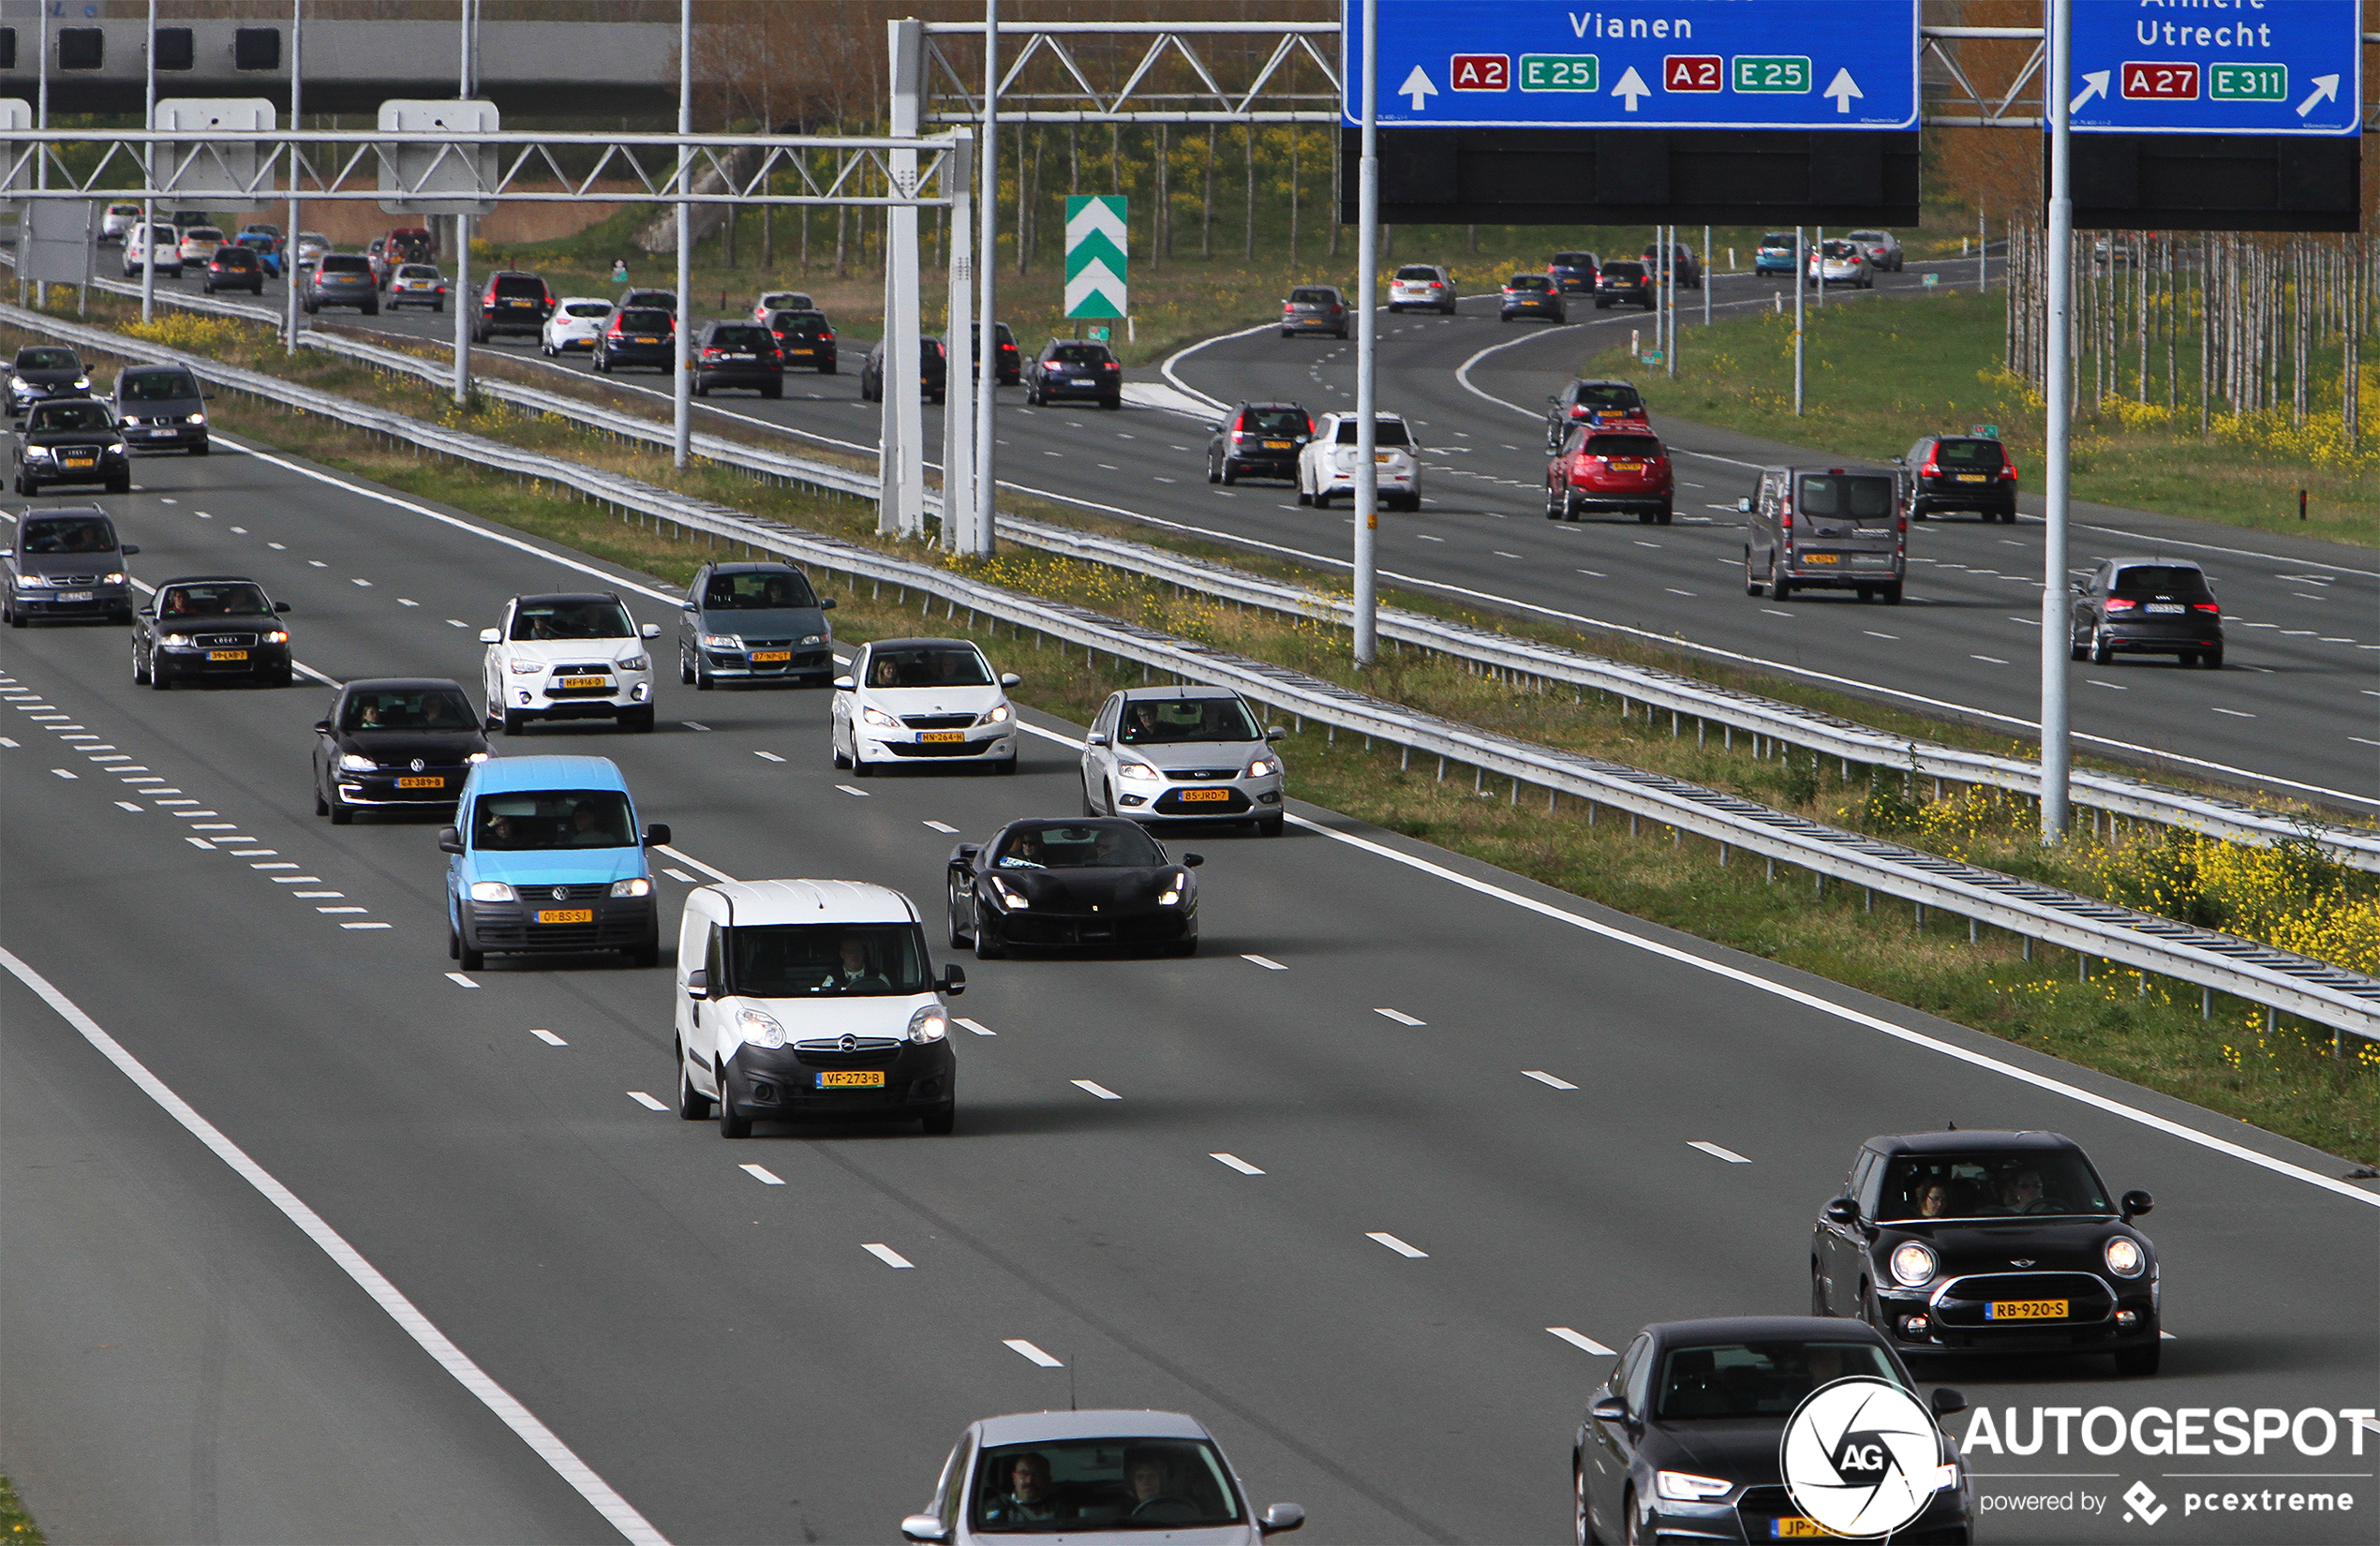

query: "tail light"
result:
(1102, 363), (1120, 373)
(2192, 602), (2220, 613)
(2105, 598), (2139, 612)
(823, 330), (835, 341)
(1919, 458), (1940, 477)
(702, 348), (723, 359)
(2001, 463), (2020, 480)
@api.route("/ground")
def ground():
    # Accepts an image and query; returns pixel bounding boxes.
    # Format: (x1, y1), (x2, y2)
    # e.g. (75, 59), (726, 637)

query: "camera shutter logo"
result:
(1778, 1377), (1951, 1539)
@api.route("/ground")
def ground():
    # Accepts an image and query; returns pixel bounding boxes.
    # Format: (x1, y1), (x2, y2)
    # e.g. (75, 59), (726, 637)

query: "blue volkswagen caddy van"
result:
(439, 753), (668, 971)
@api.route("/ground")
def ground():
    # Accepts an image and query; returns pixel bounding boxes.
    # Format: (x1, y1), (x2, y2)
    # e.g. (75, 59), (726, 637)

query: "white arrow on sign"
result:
(1612, 66), (1652, 111)
(2297, 73), (2340, 117)
(2070, 69), (2110, 112)
(1822, 67), (1863, 113)
(1398, 65), (1437, 111)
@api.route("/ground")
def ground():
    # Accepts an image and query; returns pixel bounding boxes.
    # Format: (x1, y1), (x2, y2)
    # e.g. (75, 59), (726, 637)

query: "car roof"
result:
(513, 591), (626, 606)
(1118, 683), (1241, 703)
(1863, 1129), (2079, 1156)
(1768, 463), (1896, 475)
(2105, 556), (2204, 571)
(1233, 401), (1305, 411)
(700, 878), (918, 927)
(1644, 1316), (1891, 1348)
(21, 503), (110, 517)
(469, 753), (629, 795)
(704, 560), (802, 576)
(975, 1409), (1213, 1447)
(864, 635), (981, 653)
(337, 676), (469, 694)
(156, 573), (263, 586)
(118, 364), (191, 377)
(555, 296), (612, 306)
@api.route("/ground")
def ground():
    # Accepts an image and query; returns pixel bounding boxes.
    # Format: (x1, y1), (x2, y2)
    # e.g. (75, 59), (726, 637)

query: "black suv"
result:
(1594, 260), (1653, 309)
(473, 271), (556, 343)
(594, 307), (676, 374)
(304, 253), (379, 315)
(2069, 557), (2224, 668)
(764, 308), (837, 374)
(1896, 434), (2019, 523)
(1641, 242), (1703, 289)
(1026, 339), (1122, 409)
(858, 337), (948, 404)
(692, 320), (783, 397)
(203, 245), (264, 295)
(1207, 402), (1311, 483)
(4, 506), (138, 626)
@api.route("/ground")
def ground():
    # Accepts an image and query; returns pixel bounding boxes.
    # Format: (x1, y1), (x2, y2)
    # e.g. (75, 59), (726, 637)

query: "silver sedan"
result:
(1080, 684), (1287, 836)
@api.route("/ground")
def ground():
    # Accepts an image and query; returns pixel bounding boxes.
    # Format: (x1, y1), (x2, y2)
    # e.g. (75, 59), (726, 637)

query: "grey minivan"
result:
(1740, 464), (1905, 604)
(4, 506), (138, 625)
(677, 560), (836, 688)
(112, 364), (211, 454)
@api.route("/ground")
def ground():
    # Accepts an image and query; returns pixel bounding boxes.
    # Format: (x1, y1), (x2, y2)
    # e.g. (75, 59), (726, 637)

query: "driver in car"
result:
(983, 1452), (1069, 1525)
(830, 932), (888, 992)
(1123, 1449), (1196, 1523)
(2000, 1168), (2046, 1212)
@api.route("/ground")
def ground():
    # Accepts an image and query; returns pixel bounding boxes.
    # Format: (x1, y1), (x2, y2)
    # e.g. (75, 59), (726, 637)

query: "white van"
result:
(121, 223), (181, 278)
(673, 880), (962, 1137)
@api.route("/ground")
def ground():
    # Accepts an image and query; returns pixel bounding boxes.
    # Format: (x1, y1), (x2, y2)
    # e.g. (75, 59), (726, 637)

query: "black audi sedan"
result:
(133, 575), (292, 688)
(2069, 557), (2224, 670)
(6, 346), (93, 419)
(13, 399), (129, 496)
(946, 818), (1200, 959)
(1811, 1129), (2162, 1375)
(1575, 1316), (1971, 1546)
(312, 678), (491, 824)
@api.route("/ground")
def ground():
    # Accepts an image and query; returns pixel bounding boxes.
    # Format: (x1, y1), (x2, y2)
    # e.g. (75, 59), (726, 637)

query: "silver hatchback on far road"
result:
(1081, 684), (1287, 836)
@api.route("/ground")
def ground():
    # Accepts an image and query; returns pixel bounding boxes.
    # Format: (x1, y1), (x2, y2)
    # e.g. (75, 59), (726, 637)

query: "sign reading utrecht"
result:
(2066, 0), (2360, 136)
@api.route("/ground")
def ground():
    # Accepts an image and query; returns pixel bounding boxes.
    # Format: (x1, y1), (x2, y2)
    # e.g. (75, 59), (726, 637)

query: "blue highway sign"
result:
(1342, 0), (1919, 130)
(2067, 0), (2359, 136)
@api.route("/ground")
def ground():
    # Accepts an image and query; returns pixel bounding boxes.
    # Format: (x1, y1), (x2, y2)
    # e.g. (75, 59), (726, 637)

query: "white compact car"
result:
(175, 226), (226, 265)
(121, 223), (182, 278)
(832, 636), (1019, 777)
(1296, 410), (1421, 512)
(479, 590), (661, 735)
(749, 290), (814, 323)
(386, 264), (448, 311)
(674, 878), (962, 1136)
(543, 298), (615, 355)
(1807, 239), (1874, 289)
(1387, 263), (1458, 315)
(1082, 684), (1286, 836)
(99, 203), (142, 244)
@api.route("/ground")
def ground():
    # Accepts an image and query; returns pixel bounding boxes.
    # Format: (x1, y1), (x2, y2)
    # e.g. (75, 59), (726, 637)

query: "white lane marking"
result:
(292, 891), (344, 899)
(753, 750), (785, 762)
(114, 800), (143, 812)
(184, 838), (216, 849)
(446, 972), (480, 988)
(447, 618), (467, 628)
(529, 1028), (568, 1047)
(2162, 1330), (2179, 1341)
(863, 1242), (915, 1269)
(1367, 1231), (1429, 1258)
(2087, 678), (2128, 691)
(49, 768), (76, 779)
(1004, 1339), (1064, 1368)
(340, 922), (394, 929)
(154, 797), (199, 805)
(1416, 533), (1445, 542)
(0, 738), (15, 749)
(0, 948), (673, 1546)
(268, 541), (286, 550)
(739, 1163), (785, 1185)
(957, 1017), (997, 1036)
(1524, 1070), (1579, 1090)
(228, 848), (275, 855)
(1547, 1327), (1617, 1356)
(681, 721), (712, 732)
(252, 862), (299, 870)
(1071, 1078), (1122, 1100)
(1863, 631), (1899, 641)
(350, 577), (373, 587)
(309, 559), (327, 568)
(2211, 706), (2256, 718)
(1211, 1152), (1265, 1175)
(923, 820), (959, 833)
(662, 868), (699, 883)
(1971, 654), (2009, 664)
(1279, 811), (2380, 1211)
(1242, 953), (1287, 970)
(627, 1091), (669, 1111)
(1690, 1140), (1752, 1164)
(1667, 588), (1697, 598)
(316, 906), (369, 914)
(399, 598), (420, 608)
(270, 875), (323, 884)
(653, 844), (736, 884)
(836, 783), (870, 797)
(1375, 1007), (1426, 1026)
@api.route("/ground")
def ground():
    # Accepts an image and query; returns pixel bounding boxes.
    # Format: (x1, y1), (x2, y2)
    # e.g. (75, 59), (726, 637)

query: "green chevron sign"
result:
(1064, 195), (1128, 320)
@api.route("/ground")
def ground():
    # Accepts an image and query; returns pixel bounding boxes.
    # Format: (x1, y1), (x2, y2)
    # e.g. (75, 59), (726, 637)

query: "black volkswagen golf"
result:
(312, 678), (491, 824)
(1811, 1129), (2162, 1375)
(946, 818), (1200, 959)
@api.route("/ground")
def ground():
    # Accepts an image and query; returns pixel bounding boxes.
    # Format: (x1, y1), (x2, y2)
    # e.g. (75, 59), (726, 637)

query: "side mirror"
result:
(138, 603), (153, 617)
(681, 600), (698, 613)
(1590, 1395), (1629, 1425)
(436, 825), (464, 855)
(1823, 1197), (1861, 1226)
(203, 392), (217, 400)
(1182, 854), (1205, 868)
(1265, 726), (1287, 742)
(119, 543), (138, 555)
(819, 597), (837, 610)
(1737, 497), (1754, 513)
(639, 622), (661, 640)
(1889, 454), (1905, 466)
(312, 719), (333, 734)
(684, 968), (709, 1001)
(274, 601), (291, 614)
(643, 823), (671, 847)
(1929, 1388), (1969, 1420)
(899, 1516), (949, 1544)
(1258, 1502), (1305, 1537)
(937, 964), (967, 995)
(999, 672), (1020, 689)
(2120, 1189), (2153, 1221)
(1087, 732), (1110, 748)
(832, 675), (855, 691)
(479, 627), (501, 645)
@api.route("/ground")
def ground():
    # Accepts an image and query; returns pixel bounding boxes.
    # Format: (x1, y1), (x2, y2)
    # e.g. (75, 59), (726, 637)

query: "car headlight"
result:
(861, 705), (901, 731)
(736, 1006), (785, 1048)
(120, 414), (143, 426)
(907, 1004), (948, 1044)
(1246, 757), (1278, 778)
(265, 630), (289, 643)
(986, 875), (1029, 909)
(1115, 759), (1163, 782)
(160, 632), (190, 646)
(22, 446), (50, 460)
(1890, 1241), (1939, 1286)
(2104, 1238), (2146, 1278)
(186, 412), (206, 424)
(702, 633), (740, 650)
(73, 378), (90, 390)
(108, 441), (127, 454)
(508, 659), (543, 674)
(610, 877), (652, 899)
(468, 881), (516, 902)
(1655, 1471), (1733, 1503)
(101, 571), (126, 585)
(465, 751), (492, 764)
(14, 573), (50, 587)
(799, 632), (824, 646)
(617, 654), (649, 673)
(975, 703), (1010, 726)
(337, 751), (377, 772)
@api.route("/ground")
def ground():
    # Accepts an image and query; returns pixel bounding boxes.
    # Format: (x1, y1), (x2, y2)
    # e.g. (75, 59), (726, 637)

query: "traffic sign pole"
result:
(1352, 0), (1379, 669)
(2040, 0), (2075, 844)
(975, 0), (1001, 569)
(1792, 227), (1806, 414)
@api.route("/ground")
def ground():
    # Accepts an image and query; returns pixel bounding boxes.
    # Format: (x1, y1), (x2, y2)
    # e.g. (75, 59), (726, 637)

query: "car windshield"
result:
(319, 255), (370, 274)
(993, 821), (1168, 869)
(160, 583), (271, 617)
(1509, 275), (1554, 290)
(214, 250), (256, 266)
(1553, 252), (1594, 265)
(723, 921), (928, 997)
(28, 403), (111, 431)
(1394, 265), (1441, 281)
(970, 1437), (1242, 1533)
(864, 646), (992, 688)
(625, 290), (675, 309)
(341, 687), (474, 732)
(1602, 262), (1645, 280)
(1332, 418), (1413, 446)
(617, 309), (672, 334)
(707, 325), (772, 349)
(1585, 434), (1661, 456)
(1877, 1149), (2114, 1220)
(1239, 408), (1307, 436)
(1762, 233), (1792, 248)
(493, 275), (544, 298)
(1048, 344), (1111, 366)
(761, 291), (812, 309)
(15, 349), (77, 372)
(1118, 696), (1260, 745)
(1575, 383), (1644, 410)
(2110, 565), (2211, 597)
(564, 301), (612, 319)
(1289, 288), (1338, 305)
(703, 569), (816, 610)
(1934, 439), (2005, 469)
(20, 515), (115, 554)
(121, 371), (200, 401)
(398, 265), (441, 280)
(186, 228), (225, 243)
(471, 790), (636, 850)
(769, 310), (828, 335)
(1796, 474), (1895, 519)
(510, 599), (634, 641)
(1653, 1342), (1907, 1420)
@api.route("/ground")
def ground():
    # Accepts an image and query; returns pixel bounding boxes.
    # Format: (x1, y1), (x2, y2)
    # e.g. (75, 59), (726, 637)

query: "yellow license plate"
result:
(1771, 1520), (1829, 1539)
(1612, 460), (1645, 471)
(1263, 439), (1291, 450)
(207, 648), (249, 661)
(1179, 788), (1231, 802)
(394, 776), (445, 790)
(816, 1069), (886, 1088)
(558, 676), (609, 690)
(789, 348), (812, 354)
(634, 336), (659, 344)
(535, 908), (594, 925)
(750, 650), (792, 662)
(1803, 553), (1839, 564)
(919, 730), (964, 743)
(1988, 1298), (2069, 1320)
(1956, 472), (1988, 482)
(61, 458), (95, 468)
(1375, 453), (1395, 463)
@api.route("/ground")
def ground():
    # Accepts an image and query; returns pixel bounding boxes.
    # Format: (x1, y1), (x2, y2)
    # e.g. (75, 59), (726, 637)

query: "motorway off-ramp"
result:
(1, 435), (2373, 1542)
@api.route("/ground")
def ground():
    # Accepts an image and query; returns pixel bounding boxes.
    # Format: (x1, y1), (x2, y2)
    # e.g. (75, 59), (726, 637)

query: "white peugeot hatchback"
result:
(479, 591), (661, 735)
(832, 636), (1020, 776)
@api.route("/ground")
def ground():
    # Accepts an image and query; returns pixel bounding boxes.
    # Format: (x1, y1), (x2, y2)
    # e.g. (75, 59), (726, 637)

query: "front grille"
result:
(1163, 767), (1242, 781)
(51, 444), (105, 459)
(42, 573), (100, 587)
(1933, 1271), (2113, 1327)
(554, 662), (611, 675)
(900, 713), (977, 730)
(887, 739), (989, 757)
(518, 883), (611, 902)
(195, 632), (255, 647)
(792, 1039), (904, 1068)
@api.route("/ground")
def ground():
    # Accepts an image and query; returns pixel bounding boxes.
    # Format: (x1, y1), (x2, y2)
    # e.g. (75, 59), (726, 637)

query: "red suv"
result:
(1546, 424), (1673, 524)
(470, 271), (556, 343)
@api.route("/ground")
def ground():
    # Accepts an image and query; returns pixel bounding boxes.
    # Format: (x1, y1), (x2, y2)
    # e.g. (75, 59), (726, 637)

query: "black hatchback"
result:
(692, 320), (783, 397)
(1026, 339), (1122, 409)
(1897, 434), (2019, 523)
(764, 308), (837, 373)
(311, 677), (490, 824)
(594, 307), (676, 374)
(1207, 401), (1310, 483)
(203, 245), (264, 295)
(6, 346), (91, 419)
(1595, 260), (1654, 309)
(858, 336), (948, 404)
(2070, 557), (2224, 669)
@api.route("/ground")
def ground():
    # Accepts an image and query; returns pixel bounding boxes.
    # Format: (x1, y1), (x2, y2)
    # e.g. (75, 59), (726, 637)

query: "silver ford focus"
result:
(1079, 685), (1287, 837)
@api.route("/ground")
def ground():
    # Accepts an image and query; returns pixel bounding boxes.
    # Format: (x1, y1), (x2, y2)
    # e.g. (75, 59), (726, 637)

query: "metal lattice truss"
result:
(0, 130), (960, 205)
(922, 22), (1340, 125)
